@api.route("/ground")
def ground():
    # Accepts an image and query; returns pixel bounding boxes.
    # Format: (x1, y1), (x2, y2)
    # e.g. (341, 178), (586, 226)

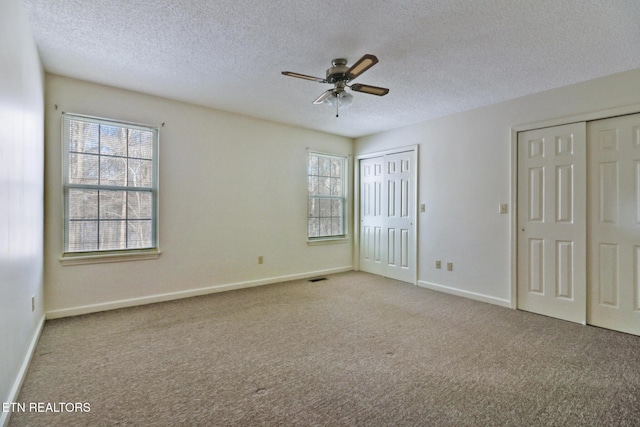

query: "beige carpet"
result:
(10, 271), (640, 426)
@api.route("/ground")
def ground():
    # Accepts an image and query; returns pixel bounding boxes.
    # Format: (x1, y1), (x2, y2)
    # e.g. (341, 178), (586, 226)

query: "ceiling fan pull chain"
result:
(336, 96), (339, 117)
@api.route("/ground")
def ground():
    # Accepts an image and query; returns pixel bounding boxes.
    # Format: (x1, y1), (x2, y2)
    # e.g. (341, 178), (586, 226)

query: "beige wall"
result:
(44, 75), (353, 317)
(356, 68), (640, 306)
(0, 0), (45, 423)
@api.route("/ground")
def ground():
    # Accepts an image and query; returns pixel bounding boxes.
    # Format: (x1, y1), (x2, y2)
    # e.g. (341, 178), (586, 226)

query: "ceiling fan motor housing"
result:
(326, 58), (350, 83)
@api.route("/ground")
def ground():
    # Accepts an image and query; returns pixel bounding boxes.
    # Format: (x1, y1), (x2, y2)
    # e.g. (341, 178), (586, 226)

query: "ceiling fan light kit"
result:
(325, 91), (353, 108)
(282, 54), (389, 117)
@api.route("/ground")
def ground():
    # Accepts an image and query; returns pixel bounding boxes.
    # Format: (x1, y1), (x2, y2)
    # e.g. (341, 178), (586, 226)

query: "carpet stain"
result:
(254, 388), (268, 396)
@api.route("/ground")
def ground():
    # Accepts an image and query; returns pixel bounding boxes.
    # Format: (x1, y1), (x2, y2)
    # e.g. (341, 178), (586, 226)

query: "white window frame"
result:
(307, 151), (348, 243)
(60, 113), (160, 265)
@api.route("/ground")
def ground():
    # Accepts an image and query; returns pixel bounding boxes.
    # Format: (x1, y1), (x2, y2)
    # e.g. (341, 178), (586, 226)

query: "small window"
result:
(62, 113), (158, 257)
(308, 152), (346, 239)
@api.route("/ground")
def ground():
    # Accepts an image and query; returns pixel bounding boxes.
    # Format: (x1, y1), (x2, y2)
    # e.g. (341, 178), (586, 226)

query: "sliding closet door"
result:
(359, 149), (417, 284)
(587, 113), (640, 335)
(517, 123), (587, 324)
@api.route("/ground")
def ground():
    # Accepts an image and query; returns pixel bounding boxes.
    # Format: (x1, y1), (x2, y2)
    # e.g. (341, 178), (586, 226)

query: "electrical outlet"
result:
(420, 204), (426, 213)
(447, 262), (453, 271)
(258, 256), (264, 264)
(31, 296), (35, 312)
(435, 260), (441, 269)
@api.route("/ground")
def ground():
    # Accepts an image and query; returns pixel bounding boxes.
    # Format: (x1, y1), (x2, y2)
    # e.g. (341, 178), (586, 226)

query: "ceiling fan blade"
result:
(346, 54), (378, 80)
(350, 83), (389, 96)
(313, 90), (333, 104)
(281, 71), (327, 83)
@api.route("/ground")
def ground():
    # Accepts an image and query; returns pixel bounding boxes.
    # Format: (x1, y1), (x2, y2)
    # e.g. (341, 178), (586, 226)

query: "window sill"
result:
(60, 249), (161, 266)
(307, 237), (350, 246)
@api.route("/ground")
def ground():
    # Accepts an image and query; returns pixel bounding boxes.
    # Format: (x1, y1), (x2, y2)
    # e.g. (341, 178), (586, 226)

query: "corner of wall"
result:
(0, 0), (46, 423)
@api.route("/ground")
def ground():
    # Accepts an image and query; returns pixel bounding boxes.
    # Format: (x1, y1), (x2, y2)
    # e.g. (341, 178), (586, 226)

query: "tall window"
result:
(308, 152), (346, 239)
(62, 113), (158, 254)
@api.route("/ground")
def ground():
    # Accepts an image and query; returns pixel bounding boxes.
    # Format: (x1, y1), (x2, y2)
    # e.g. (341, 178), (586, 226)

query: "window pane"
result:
(308, 218), (319, 238)
(128, 191), (152, 219)
(308, 175), (318, 196)
(68, 221), (98, 251)
(100, 125), (127, 157)
(319, 198), (332, 217)
(331, 158), (342, 177)
(99, 190), (126, 220)
(319, 218), (332, 236)
(128, 159), (153, 187)
(318, 156), (331, 177)
(332, 218), (342, 236)
(319, 177), (331, 196)
(127, 220), (152, 248)
(128, 129), (153, 159)
(308, 198), (319, 218)
(100, 156), (127, 186)
(99, 220), (126, 250)
(331, 199), (342, 218)
(68, 189), (98, 219)
(69, 153), (99, 185)
(308, 154), (318, 175)
(69, 120), (99, 154)
(331, 178), (342, 196)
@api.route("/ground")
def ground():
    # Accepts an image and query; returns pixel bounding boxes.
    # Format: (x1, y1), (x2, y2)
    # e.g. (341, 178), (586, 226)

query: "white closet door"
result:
(360, 156), (385, 276)
(359, 149), (417, 284)
(588, 113), (640, 335)
(517, 123), (587, 324)
(384, 150), (416, 283)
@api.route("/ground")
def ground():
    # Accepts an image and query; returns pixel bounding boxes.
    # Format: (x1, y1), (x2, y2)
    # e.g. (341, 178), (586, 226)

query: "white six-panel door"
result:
(360, 156), (385, 277)
(384, 151), (416, 283)
(587, 113), (640, 335)
(517, 123), (587, 324)
(359, 149), (416, 284)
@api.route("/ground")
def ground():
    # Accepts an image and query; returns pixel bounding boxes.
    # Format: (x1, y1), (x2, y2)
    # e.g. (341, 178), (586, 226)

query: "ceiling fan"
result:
(281, 54), (389, 117)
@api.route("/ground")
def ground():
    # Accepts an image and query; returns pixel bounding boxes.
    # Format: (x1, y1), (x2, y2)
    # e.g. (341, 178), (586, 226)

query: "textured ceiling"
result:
(23, 0), (640, 138)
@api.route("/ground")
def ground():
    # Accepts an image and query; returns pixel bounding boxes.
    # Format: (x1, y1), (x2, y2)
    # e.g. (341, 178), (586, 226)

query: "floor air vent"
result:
(308, 277), (327, 283)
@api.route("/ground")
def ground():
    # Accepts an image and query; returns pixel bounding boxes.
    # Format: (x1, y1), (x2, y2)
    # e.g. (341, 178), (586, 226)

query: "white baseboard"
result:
(417, 280), (512, 308)
(1, 315), (45, 427)
(46, 266), (353, 319)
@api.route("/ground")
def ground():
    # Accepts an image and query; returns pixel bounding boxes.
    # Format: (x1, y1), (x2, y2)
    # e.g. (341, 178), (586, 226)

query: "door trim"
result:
(510, 102), (640, 309)
(354, 145), (419, 283)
